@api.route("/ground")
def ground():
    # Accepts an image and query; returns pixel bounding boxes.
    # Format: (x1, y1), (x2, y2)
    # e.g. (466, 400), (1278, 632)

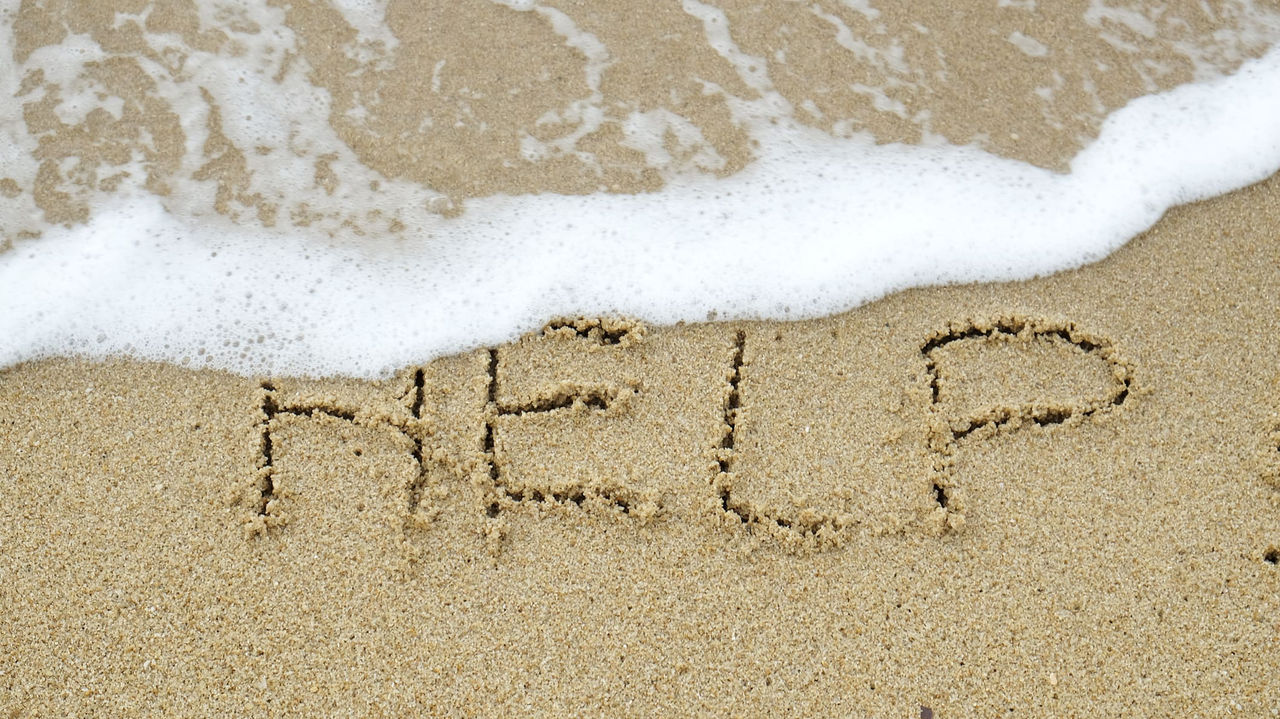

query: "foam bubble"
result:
(3, 45), (1280, 378)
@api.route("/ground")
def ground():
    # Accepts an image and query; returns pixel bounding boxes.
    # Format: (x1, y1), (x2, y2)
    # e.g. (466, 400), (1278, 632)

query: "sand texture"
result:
(4, 1), (1280, 716)
(2, 173), (1279, 715)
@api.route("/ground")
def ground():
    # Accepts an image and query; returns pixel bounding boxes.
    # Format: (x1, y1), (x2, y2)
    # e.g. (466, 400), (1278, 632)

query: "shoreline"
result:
(5, 1), (1280, 714)
(3, 169), (1279, 714)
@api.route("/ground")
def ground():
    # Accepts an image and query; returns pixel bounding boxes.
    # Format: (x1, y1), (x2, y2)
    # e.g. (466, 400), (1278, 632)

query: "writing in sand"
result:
(240, 315), (1135, 552)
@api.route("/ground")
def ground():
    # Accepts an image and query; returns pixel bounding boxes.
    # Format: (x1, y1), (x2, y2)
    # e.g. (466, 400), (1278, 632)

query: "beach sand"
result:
(3, 2), (1280, 715)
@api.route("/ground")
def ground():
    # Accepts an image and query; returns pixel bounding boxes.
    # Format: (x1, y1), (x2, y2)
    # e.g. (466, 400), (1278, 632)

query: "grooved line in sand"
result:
(922, 317), (1134, 515)
(405, 368), (428, 517)
(250, 317), (1142, 547)
(481, 347), (639, 518)
(1265, 421), (1280, 564)
(255, 369), (444, 528)
(255, 381), (358, 520)
(251, 333), (640, 532)
(712, 330), (878, 540)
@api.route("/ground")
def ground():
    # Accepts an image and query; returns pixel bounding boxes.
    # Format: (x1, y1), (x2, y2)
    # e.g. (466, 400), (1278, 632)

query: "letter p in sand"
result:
(922, 317), (1134, 529)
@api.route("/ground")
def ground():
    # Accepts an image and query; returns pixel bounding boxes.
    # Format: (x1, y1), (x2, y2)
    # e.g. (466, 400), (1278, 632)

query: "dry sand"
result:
(3, 1), (1280, 716)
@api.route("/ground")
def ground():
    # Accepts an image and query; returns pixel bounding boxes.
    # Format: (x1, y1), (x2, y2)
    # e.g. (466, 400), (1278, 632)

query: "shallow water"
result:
(2, 0), (1280, 376)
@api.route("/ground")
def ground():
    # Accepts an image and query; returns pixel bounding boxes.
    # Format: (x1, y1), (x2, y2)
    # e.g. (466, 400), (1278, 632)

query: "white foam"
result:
(3, 41), (1280, 377)
(1008, 31), (1050, 58)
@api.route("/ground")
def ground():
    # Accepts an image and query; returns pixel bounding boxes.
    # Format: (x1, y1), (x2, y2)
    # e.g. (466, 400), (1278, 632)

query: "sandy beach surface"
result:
(3, 1), (1280, 715)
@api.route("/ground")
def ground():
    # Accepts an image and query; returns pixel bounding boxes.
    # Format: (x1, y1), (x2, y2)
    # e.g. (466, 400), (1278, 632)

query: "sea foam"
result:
(3, 40), (1280, 378)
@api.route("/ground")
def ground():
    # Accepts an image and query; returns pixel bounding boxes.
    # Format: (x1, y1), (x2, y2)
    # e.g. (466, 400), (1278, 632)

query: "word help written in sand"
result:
(237, 316), (1134, 552)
